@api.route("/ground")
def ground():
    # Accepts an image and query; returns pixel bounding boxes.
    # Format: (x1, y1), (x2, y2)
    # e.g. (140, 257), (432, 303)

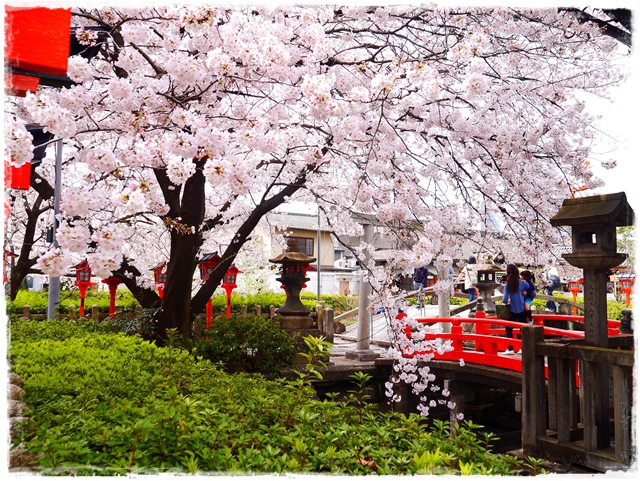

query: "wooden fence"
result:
(521, 325), (635, 472)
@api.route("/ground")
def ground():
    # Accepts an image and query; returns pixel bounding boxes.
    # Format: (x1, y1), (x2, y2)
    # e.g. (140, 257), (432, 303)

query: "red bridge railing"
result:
(401, 312), (624, 379)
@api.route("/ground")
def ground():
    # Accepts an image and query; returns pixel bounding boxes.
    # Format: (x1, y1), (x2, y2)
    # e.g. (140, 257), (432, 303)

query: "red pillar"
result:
(101, 277), (123, 316)
(206, 298), (213, 328)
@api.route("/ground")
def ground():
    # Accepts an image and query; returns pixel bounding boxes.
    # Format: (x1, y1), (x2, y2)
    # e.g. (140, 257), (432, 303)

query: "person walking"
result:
(543, 258), (560, 313)
(501, 264), (528, 355)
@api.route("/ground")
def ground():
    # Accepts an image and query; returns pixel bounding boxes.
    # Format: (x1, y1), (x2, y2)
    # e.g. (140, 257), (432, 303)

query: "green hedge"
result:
(530, 295), (627, 320)
(6, 289), (140, 315)
(9, 319), (531, 475)
(6, 289), (359, 317)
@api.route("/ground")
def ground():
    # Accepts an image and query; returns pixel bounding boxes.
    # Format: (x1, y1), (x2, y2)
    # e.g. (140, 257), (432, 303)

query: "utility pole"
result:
(47, 139), (62, 319)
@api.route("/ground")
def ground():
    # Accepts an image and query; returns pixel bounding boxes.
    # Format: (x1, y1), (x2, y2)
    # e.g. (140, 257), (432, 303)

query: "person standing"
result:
(501, 264), (528, 355)
(543, 258), (560, 313)
(461, 256), (478, 301)
(520, 270), (536, 324)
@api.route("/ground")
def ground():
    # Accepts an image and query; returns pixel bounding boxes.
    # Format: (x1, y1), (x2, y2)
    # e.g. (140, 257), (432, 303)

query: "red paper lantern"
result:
(4, 6), (72, 96)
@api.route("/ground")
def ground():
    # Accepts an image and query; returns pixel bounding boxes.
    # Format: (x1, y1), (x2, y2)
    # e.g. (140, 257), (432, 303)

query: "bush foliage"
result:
(9, 319), (531, 476)
(192, 315), (298, 374)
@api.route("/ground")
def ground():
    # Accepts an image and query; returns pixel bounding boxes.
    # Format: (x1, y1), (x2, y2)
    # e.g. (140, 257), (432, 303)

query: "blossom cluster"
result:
(4, 7), (626, 404)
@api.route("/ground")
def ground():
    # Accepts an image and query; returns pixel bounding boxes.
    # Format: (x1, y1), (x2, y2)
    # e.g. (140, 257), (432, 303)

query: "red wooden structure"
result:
(150, 262), (167, 298)
(4, 6), (72, 96)
(5, 6), (71, 192)
(618, 274), (635, 307)
(302, 263), (316, 289)
(401, 312), (624, 379)
(567, 278), (583, 315)
(198, 253), (221, 328)
(221, 265), (241, 318)
(72, 260), (93, 316)
(101, 276), (122, 316)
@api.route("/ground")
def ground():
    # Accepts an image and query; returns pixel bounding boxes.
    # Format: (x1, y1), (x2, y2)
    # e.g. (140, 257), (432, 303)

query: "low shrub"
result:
(9, 319), (531, 476)
(191, 314), (297, 374)
(6, 288), (140, 315)
(531, 295), (627, 320)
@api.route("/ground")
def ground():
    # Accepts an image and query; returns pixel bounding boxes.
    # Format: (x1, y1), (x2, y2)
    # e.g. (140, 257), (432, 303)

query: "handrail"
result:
(333, 286), (437, 322)
(401, 313), (628, 381)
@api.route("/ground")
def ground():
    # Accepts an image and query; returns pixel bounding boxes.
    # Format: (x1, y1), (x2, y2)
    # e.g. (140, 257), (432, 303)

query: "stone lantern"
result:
(269, 238), (321, 341)
(550, 192), (634, 346)
(473, 252), (504, 316)
(550, 192), (634, 449)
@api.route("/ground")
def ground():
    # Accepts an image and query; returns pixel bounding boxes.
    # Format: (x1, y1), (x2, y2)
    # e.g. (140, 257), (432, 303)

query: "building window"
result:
(288, 236), (314, 257)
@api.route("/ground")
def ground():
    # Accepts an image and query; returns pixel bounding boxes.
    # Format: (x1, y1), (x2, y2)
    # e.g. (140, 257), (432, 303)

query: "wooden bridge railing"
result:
(521, 325), (634, 472)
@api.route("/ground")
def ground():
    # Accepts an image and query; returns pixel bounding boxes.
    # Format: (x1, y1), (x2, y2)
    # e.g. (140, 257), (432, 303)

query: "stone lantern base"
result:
(277, 314), (314, 331)
(275, 315), (323, 357)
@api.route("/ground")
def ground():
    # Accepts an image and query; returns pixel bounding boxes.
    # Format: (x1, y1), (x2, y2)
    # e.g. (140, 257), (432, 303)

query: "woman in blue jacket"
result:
(501, 264), (529, 355)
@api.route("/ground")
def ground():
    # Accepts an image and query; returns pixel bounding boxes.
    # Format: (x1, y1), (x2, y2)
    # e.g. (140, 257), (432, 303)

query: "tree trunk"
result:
(153, 160), (205, 343)
(156, 229), (201, 341)
(9, 195), (49, 300)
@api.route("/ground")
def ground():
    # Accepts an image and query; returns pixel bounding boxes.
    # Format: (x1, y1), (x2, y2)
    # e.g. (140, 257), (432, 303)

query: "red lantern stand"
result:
(150, 262), (167, 298)
(73, 260), (93, 316)
(101, 276), (123, 316)
(221, 266), (241, 319)
(619, 274), (635, 307)
(567, 278), (583, 315)
(198, 253), (221, 328)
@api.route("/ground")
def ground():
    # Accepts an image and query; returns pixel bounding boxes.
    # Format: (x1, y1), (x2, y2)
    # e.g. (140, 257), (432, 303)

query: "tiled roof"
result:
(267, 212), (328, 232)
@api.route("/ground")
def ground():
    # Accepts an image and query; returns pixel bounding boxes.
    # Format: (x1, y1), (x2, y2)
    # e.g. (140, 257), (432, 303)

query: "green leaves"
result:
(10, 319), (537, 475)
(192, 315), (297, 374)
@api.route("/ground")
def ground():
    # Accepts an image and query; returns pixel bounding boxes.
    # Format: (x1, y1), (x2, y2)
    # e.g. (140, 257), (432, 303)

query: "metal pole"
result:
(47, 139), (62, 319)
(317, 209), (321, 301)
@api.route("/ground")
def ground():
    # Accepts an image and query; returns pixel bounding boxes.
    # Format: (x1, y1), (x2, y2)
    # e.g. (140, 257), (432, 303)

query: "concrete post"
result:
(346, 223), (378, 361)
(437, 262), (451, 333)
(323, 307), (334, 343)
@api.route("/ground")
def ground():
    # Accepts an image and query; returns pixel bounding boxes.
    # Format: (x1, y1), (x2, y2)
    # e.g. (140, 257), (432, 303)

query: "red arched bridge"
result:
(383, 309), (634, 473)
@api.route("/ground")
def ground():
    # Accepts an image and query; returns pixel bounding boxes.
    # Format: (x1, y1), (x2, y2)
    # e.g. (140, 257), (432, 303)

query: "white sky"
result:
(587, 50), (639, 213)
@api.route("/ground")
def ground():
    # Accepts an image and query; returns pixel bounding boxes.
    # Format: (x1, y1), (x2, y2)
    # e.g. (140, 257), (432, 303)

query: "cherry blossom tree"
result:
(5, 5), (627, 343)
